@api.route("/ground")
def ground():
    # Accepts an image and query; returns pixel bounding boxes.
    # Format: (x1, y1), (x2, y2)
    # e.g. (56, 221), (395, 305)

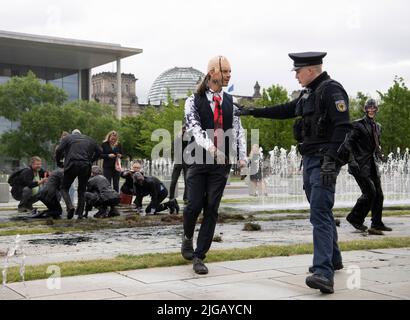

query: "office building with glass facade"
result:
(0, 30), (142, 134)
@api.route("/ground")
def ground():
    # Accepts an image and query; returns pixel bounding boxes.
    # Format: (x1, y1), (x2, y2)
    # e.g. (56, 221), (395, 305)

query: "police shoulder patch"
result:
(335, 100), (347, 112)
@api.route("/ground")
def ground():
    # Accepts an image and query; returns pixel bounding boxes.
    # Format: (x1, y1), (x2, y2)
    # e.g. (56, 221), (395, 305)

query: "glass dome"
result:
(148, 67), (204, 105)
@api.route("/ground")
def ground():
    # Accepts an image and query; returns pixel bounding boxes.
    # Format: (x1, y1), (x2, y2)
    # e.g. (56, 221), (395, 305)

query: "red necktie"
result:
(213, 95), (223, 149)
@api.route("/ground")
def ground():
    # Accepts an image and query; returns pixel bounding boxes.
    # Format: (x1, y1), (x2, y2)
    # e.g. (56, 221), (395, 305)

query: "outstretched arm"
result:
(235, 99), (298, 120)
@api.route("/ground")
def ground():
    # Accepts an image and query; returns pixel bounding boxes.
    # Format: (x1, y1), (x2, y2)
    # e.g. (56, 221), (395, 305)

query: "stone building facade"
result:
(91, 72), (144, 117)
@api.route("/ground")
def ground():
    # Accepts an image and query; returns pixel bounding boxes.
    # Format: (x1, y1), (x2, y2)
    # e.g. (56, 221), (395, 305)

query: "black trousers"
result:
(169, 163), (187, 201)
(85, 192), (120, 210)
(183, 164), (231, 260)
(62, 161), (91, 216)
(39, 195), (63, 217)
(146, 188), (169, 213)
(103, 167), (120, 192)
(18, 187), (39, 209)
(347, 168), (384, 227)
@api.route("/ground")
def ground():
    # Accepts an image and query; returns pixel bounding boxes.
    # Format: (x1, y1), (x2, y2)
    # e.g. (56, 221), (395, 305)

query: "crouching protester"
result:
(84, 166), (121, 219)
(119, 160), (143, 206)
(133, 172), (179, 216)
(31, 168), (64, 219)
(8, 156), (48, 212)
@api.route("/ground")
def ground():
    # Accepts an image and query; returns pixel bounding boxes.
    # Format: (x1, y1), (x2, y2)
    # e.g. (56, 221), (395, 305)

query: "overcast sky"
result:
(1, 0), (409, 102)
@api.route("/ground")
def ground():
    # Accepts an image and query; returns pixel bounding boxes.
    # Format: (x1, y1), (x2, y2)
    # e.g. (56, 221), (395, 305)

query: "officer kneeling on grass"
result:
(236, 52), (351, 294)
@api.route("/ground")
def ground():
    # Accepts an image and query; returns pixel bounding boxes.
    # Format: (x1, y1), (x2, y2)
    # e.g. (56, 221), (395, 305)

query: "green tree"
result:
(0, 71), (67, 121)
(0, 100), (119, 162)
(241, 84), (295, 154)
(377, 77), (410, 153)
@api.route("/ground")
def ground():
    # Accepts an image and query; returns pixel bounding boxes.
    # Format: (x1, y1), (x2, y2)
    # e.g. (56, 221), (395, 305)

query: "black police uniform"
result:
(239, 52), (351, 288)
(346, 115), (387, 229)
(55, 133), (102, 218)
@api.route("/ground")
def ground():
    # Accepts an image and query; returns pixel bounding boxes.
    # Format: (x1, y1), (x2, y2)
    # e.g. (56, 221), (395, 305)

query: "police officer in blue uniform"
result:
(236, 52), (351, 293)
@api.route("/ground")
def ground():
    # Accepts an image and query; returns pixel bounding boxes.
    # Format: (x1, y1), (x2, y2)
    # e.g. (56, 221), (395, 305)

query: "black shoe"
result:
(174, 200), (180, 214)
(181, 235), (194, 261)
(193, 257), (208, 275)
(306, 274), (334, 294)
(371, 224), (392, 232)
(67, 208), (75, 220)
(368, 228), (384, 235)
(169, 199), (180, 215)
(17, 206), (31, 213)
(346, 216), (367, 232)
(309, 262), (343, 274)
(94, 208), (108, 218)
(30, 208), (45, 219)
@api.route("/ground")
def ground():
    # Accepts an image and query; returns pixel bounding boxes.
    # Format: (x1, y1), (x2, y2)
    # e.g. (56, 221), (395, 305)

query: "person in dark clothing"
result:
(236, 52), (351, 294)
(120, 160), (143, 206)
(182, 55), (247, 275)
(8, 156), (47, 212)
(248, 144), (267, 196)
(33, 168), (64, 219)
(55, 129), (102, 220)
(101, 131), (123, 192)
(169, 127), (188, 212)
(133, 172), (178, 216)
(84, 166), (120, 219)
(346, 99), (392, 234)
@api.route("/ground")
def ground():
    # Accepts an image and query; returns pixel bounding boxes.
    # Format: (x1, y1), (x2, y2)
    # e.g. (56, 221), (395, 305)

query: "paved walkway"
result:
(2, 248), (409, 300)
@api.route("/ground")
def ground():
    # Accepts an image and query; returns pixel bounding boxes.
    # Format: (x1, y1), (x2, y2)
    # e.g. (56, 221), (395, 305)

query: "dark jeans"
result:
(183, 164), (231, 260)
(18, 187), (40, 209)
(169, 163), (187, 201)
(62, 161), (91, 216)
(103, 167), (120, 192)
(303, 156), (342, 281)
(347, 168), (384, 227)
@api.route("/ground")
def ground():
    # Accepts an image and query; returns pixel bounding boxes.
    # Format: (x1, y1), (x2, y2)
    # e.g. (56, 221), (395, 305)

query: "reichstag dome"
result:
(148, 67), (204, 105)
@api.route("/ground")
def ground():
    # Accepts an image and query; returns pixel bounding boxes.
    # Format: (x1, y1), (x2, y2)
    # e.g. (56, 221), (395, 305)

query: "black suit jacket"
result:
(348, 116), (382, 177)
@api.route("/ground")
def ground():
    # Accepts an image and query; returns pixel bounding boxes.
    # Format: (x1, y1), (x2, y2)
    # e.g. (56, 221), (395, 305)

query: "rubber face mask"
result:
(207, 55), (231, 88)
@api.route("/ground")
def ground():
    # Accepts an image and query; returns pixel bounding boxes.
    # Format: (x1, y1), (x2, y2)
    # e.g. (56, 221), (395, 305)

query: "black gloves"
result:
(233, 102), (254, 116)
(320, 155), (338, 187)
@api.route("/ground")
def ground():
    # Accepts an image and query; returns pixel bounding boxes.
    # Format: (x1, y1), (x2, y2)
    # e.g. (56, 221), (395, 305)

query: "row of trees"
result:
(0, 72), (409, 165)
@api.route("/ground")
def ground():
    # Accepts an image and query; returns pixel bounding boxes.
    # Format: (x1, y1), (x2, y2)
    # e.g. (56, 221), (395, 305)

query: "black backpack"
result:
(7, 168), (25, 187)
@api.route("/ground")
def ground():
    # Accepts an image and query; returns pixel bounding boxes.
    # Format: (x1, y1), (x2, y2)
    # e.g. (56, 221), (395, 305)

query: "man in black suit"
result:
(55, 129), (102, 219)
(346, 99), (392, 234)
